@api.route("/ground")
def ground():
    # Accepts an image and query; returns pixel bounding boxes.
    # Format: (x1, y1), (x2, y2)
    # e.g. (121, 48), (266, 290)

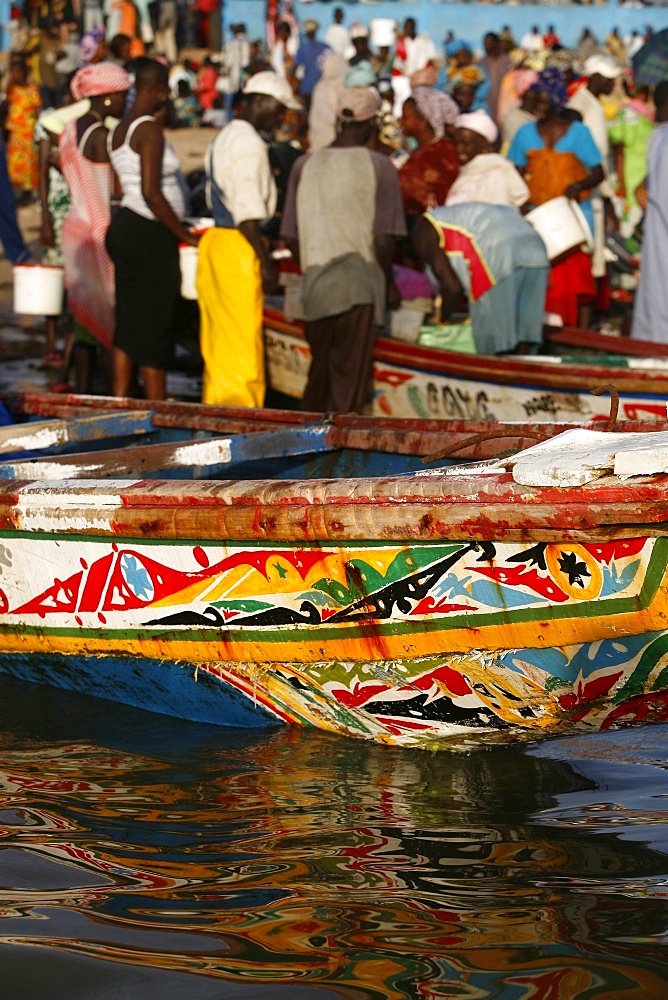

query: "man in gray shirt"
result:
(281, 87), (406, 413)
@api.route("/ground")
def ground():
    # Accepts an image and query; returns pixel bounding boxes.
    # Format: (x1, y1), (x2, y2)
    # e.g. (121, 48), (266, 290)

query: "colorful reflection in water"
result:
(1, 677), (668, 998)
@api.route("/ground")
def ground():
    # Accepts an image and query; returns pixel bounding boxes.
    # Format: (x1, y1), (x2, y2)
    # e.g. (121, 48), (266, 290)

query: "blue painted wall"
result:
(224, 1), (668, 54)
(0, 0), (10, 51)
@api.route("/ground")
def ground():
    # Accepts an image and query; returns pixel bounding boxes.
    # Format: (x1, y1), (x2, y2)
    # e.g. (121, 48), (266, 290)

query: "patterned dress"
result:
(5, 84), (41, 191)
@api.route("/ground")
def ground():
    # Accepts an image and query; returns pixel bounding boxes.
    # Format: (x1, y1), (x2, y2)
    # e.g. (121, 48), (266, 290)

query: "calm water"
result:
(2, 677), (668, 999)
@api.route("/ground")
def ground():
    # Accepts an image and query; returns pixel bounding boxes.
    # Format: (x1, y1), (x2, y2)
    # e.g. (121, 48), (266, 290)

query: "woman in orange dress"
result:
(507, 68), (603, 328)
(4, 55), (41, 202)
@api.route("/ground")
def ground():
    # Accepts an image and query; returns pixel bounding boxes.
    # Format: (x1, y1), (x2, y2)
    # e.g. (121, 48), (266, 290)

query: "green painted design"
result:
(406, 383), (429, 418)
(545, 675), (570, 693)
(313, 546), (464, 607)
(211, 599), (273, 613)
(613, 630), (668, 703)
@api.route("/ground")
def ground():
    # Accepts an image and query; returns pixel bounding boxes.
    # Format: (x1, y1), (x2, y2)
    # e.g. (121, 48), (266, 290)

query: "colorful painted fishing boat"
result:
(265, 307), (668, 423)
(2, 393), (668, 749)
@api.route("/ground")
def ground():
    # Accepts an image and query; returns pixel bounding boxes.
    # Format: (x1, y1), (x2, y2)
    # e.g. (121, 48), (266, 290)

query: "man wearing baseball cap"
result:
(197, 71), (301, 408)
(281, 87), (406, 413)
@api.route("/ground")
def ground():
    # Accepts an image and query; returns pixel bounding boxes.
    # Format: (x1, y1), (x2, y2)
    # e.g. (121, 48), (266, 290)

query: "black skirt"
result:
(106, 207), (181, 369)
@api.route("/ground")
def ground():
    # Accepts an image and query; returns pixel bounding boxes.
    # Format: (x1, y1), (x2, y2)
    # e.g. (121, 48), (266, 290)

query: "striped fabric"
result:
(59, 119), (115, 348)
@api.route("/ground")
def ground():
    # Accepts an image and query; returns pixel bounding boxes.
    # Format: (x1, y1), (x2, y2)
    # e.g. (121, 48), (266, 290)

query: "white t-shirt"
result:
(324, 23), (350, 56)
(206, 119), (276, 226)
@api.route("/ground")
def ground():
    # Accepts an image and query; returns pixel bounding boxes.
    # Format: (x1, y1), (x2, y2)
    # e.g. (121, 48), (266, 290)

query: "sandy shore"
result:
(0, 126), (214, 396)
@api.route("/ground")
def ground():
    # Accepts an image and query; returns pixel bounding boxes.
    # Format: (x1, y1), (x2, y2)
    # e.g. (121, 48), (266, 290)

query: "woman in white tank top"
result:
(106, 57), (200, 400)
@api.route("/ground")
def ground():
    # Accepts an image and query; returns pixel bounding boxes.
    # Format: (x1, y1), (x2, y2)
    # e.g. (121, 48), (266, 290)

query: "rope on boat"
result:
(420, 429), (552, 465)
(590, 384), (620, 432)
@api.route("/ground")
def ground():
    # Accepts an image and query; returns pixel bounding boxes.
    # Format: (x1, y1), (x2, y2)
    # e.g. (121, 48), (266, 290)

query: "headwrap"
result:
(70, 62), (132, 101)
(337, 86), (380, 123)
(529, 67), (568, 109)
(445, 39), (472, 59)
(344, 61), (377, 88)
(447, 65), (486, 91)
(513, 67), (540, 98)
(545, 47), (581, 75)
(455, 109), (498, 144)
(411, 86), (459, 138)
(320, 50), (347, 82)
(79, 27), (105, 65)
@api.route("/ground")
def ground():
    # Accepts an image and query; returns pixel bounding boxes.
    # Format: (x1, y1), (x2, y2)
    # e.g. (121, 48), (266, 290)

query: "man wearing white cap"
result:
(567, 55), (622, 286)
(446, 110), (529, 209)
(197, 72), (302, 408)
(281, 87), (406, 413)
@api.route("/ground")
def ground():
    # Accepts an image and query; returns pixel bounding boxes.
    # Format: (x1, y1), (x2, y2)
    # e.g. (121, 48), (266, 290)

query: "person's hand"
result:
(564, 181), (582, 201)
(183, 230), (201, 248)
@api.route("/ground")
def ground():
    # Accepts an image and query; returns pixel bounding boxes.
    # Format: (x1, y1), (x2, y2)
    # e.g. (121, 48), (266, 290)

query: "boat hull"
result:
(2, 526), (668, 747)
(265, 309), (668, 423)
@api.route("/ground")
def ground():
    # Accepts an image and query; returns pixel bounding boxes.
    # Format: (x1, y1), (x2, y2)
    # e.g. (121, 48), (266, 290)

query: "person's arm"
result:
(279, 154), (305, 270)
(612, 142), (626, 200)
(135, 119), (199, 246)
(373, 157), (407, 309)
(635, 176), (648, 212)
(374, 233), (401, 310)
(239, 219), (278, 294)
(38, 134), (55, 247)
(411, 216), (463, 319)
(564, 164), (604, 201)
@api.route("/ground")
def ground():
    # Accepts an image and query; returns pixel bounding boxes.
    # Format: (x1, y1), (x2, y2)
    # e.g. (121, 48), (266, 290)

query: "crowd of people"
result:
(0, 2), (666, 411)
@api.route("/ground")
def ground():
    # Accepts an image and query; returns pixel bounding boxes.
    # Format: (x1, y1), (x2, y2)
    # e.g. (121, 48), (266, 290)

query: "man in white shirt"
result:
(197, 72), (301, 407)
(567, 54), (622, 280)
(393, 18), (440, 117)
(270, 21), (299, 79)
(520, 26), (544, 53)
(324, 7), (350, 56)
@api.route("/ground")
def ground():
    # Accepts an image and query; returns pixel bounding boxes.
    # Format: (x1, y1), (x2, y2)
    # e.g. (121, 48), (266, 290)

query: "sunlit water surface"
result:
(1, 676), (668, 999)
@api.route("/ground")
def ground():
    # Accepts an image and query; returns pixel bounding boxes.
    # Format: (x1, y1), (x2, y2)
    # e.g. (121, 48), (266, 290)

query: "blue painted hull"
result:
(0, 652), (280, 728)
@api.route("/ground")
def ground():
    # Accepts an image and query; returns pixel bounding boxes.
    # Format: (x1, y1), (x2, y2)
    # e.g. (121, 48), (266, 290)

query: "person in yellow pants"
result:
(197, 72), (301, 407)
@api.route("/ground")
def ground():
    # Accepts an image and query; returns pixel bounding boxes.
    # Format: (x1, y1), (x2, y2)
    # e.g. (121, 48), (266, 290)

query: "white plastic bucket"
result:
(179, 245), (199, 300)
(13, 264), (65, 315)
(370, 18), (396, 48)
(525, 196), (594, 262)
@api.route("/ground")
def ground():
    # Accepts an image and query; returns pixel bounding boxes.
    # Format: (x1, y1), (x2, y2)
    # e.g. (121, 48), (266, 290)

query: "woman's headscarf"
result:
(344, 60), (377, 88)
(529, 67), (568, 110)
(71, 62), (132, 101)
(411, 85), (459, 138)
(514, 68), (540, 99)
(320, 50), (347, 83)
(445, 39), (472, 60)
